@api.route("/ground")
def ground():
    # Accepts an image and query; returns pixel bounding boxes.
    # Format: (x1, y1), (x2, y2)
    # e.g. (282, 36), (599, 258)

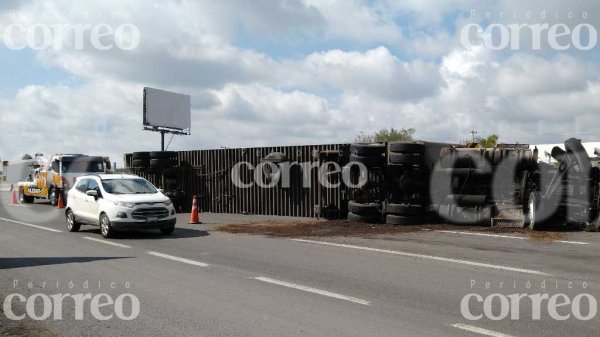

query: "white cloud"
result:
(0, 0), (599, 165)
(303, 0), (402, 43)
(303, 46), (441, 101)
(494, 54), (593, 97)
(0, 80), (152, 163)
(192, 84), (352, 147)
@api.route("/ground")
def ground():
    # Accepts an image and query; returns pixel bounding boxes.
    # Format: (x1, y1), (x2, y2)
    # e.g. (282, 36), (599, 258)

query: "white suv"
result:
(65, 174), (177, 238)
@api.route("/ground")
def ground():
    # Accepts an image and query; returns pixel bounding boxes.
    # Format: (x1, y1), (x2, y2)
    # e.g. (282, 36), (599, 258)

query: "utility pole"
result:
(470, 130), (478, 143)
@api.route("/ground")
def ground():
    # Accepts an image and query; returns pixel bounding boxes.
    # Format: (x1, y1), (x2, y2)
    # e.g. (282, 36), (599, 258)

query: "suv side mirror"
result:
(157, 189), (164, 193)
(86, 190), (98, 197)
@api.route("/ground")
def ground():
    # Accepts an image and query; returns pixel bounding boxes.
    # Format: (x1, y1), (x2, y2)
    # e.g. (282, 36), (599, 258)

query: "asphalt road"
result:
(0, 192), (599, 337)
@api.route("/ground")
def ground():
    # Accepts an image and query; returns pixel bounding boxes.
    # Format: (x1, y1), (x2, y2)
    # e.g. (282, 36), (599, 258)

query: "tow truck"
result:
(17, 154), (111, 206)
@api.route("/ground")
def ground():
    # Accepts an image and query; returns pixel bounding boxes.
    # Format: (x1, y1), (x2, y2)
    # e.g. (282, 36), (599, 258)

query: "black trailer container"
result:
(125, 144), (352, 217)
(124, 141), (453, 218)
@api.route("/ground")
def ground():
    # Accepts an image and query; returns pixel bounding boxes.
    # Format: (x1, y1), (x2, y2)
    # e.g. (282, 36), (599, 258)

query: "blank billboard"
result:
(143, 87), (191, 131)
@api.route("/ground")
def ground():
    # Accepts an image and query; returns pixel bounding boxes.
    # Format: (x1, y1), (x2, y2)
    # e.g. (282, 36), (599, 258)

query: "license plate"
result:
(147, 217), (158, 223)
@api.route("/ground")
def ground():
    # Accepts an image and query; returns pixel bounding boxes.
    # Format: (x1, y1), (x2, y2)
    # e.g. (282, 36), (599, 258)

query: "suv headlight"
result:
(114, 201), (136, 208)
(164, 199), (173, 206)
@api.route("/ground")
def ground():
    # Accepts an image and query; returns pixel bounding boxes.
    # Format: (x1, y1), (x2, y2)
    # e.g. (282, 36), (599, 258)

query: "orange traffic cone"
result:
(11, 190), (18, 204)
(57, 192), (65, 209)
(189, 195), (201, 224)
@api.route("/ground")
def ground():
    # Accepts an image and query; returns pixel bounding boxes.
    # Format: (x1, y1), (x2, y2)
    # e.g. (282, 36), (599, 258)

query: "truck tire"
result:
(49, 187), (58, 206)
(349, 154), (384, 168)
(385, 203), (424, 216)
(150, 158), (178, 168)
(347, 212), (381, 223)
(389, 142), (425, 154)
(350, 143), (386, 156)
(386, 214), (421, 225)
(389, 153), (423, 165)
(132, 152), (151, 160)
(131, 159), (150, 168)
(149, 151), (178, 160)
(18, 188), (34, 204)
(348, 201), (380, 215)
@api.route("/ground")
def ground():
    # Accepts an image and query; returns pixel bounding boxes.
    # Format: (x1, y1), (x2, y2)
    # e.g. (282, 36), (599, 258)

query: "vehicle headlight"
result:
(114, 201), (136, 208)
(164, 199), (173, 206)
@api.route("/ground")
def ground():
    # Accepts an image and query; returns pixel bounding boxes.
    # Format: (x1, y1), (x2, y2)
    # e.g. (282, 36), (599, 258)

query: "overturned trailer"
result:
(526, 138), (600, 231)
(124, 138), (600, 230)
(427, 138), (600, 230)
(430, 144), (537, 227)
(125, 144), (354, 217)
(344, 141), (543, 227)
(124, 141), (454, 219)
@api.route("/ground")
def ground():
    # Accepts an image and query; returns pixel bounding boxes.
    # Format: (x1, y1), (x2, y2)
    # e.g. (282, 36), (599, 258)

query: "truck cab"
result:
(18, 154), (111, 206)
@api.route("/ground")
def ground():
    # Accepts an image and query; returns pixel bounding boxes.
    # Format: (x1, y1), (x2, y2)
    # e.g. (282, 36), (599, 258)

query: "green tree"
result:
(355, 127), (415, 143)
(477, 134), (499, 148)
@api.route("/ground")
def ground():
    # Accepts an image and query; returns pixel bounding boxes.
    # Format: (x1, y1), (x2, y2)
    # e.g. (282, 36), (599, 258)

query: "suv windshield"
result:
(101, 179), (157, 195)
(62, 160), (105, 173)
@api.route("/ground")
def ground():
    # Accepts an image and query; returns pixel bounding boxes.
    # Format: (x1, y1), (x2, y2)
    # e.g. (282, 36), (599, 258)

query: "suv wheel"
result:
(100, 214), (114, 238)
(66, 209), (81, 232)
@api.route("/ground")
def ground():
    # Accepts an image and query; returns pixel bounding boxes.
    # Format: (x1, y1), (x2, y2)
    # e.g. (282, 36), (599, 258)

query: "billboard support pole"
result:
(161, 131), (166, 151)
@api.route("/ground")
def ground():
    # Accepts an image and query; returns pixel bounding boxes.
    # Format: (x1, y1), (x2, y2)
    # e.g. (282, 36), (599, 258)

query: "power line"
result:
(469, 130), (478, 142)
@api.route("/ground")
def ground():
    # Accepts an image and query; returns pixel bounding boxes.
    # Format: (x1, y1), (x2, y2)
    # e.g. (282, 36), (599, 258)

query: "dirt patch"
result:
(214, 219), (567, 242)
(526, 231), (566, 244)
(215, 219), (428, 237)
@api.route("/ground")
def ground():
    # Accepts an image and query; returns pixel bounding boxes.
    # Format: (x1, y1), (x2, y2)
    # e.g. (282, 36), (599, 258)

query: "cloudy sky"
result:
(0, 0), (599, 164)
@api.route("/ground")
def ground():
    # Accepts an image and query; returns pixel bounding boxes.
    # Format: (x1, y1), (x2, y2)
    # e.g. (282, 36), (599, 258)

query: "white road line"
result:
(254, 276), (371, 306)
(83, 237), (131, 248)
(0, 217), (62, 233)
(555, 240), (589, 245)
(451, 323), (516, 337)
(437, 230), (528, 240)
(146, 251), (209, 267)
(436, 230), (589, 245)
(291, 239), (551, 276)
(8, 204), (31, 208)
